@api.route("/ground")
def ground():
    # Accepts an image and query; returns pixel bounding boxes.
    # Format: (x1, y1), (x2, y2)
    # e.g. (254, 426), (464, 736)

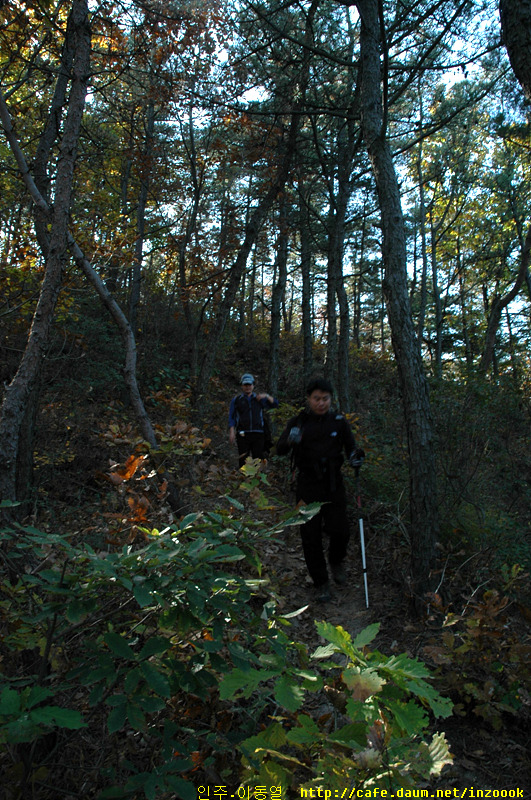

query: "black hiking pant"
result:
(296, 475), (350, 587)
(236, 431), (266, 468)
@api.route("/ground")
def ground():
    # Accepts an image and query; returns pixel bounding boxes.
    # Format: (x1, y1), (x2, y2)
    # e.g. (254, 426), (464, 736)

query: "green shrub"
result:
(227, 622), (453, 794)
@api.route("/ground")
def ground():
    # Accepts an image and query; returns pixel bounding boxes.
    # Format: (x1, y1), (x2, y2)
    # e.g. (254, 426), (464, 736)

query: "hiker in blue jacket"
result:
(228, 373), (279, 468)
(277, 377), (364, 602)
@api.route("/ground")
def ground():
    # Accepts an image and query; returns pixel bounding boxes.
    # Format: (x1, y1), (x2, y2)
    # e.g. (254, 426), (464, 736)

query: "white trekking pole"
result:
(354, 460), (369, 608)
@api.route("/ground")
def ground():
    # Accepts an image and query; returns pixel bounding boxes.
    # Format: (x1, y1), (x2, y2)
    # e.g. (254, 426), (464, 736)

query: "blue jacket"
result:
(228, 393), (278, 433)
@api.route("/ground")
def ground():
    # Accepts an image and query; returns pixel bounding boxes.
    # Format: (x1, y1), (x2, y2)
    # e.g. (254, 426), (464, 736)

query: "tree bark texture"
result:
(269, 198), (289, 397)
(67, 236), (158, 449)
(499, 0), (531, 102)
(479, 225), (531, 374)
(298, 174), (314, 384)
(0, 0), (91, 510)
(356, 0), (439, 598)
(494, 0), (531, 375)
(129, 99), (155, 337)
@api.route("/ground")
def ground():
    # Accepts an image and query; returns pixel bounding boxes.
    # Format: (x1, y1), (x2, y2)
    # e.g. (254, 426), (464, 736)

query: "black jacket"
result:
(277, 410), (356, 481)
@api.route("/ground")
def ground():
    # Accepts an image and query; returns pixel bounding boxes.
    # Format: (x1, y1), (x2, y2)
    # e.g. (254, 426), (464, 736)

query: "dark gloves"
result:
(349, 448), (365, 467)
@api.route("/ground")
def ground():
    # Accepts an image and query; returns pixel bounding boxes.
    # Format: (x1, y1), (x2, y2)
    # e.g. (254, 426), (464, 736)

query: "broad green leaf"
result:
(124, 666), (142, 694)
(404, 679), (453, 718)
(286, 713), (321, 745)
(89, 683), (105, 707)
(133, 583), (153, 608)
(177, 513), (200, 530)
(27, 686), (54, 709)
(273, 675), (305, 711)
(385, 698), (428, 736)
(219, 668), (277, 700)
(314, 621), (352, 654)
(282, 605), (309, 619)
(254, 761), (290, 796)
(240, 722), (288, 758)
(224, 495), (245, 510)
(140, 661), (171, 698)
(352, 623), (381, 648)
(282, 502), (322, 527)
(139, 636), (171, 659)
(104, 632), (136, 661)
(384, 653), (431, 679)
(0, 686), (20, 715)
(30, 706), (85, 729)
(107, 703), (127, 733)
(328, 721), (366, 747)
(65, 599), (89, 623)
(4, 718), (42, 744)
(126, 701), (146, 730)
(138, 695), (165, 714)
(311, 643), (339, 660)
(164, 777), (197, 800)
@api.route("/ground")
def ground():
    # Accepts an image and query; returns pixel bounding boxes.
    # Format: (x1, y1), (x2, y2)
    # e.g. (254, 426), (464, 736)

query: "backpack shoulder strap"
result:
(233, 393), (246, 419)
(289, 410), (308, 469)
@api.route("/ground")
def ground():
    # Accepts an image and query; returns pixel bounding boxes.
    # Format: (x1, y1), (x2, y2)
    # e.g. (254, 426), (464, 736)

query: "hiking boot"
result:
(314, 582), (332, 603)
(331, 562), (347, 585)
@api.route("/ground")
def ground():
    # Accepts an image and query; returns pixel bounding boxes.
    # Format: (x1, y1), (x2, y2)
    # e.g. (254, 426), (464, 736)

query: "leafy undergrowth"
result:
(0, 466), (454, 799)
(1, 376), (530, 799)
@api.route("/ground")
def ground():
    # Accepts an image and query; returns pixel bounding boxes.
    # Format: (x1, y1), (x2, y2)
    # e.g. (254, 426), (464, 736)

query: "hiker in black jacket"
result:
(277, 378), (364, 602)
(228, 373), (279, 468)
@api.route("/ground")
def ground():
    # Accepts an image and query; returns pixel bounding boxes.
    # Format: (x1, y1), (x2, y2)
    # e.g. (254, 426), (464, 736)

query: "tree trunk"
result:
(298, 176), (314, 384)
(0, 3), (178, 514)
(430, 215), (444, 378)
(499, 0), (531, 102)
(0, 0), (91, 513)
(356, 0), (439, 600)
(458, 260), (474, 374)
(416, 139), (429, 352)
(175, 99), (205, 374)
(479, 225), (531, 375)
(129, 99), (155, 337)
(67, 237), (158, 448)
(489, 0), (531, 375)
(195, 152), (294, 413)
(269, 198), (289, 396)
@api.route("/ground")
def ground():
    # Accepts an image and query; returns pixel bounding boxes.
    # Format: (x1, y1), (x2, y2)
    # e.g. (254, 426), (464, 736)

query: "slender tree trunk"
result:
(356, 0), (439, 600)
(430, 214), (443, 379)
(325, 211), (339, 384)
(9, 1), (81, 510)
(269, 198), (289, 396)
(248, 246), (257, 341)
(353, 208), (368, 348)
(176, 99), (205, 373)
(298, 177), (314, 384)
(0, 6), (175, 511)
(0, 0), (91, 512)
(129, 99), (155, 337)
(505, 307), (520, 387)
(479, 225), (531, 375)
(195, 150), (294, 412)
(416, 139), (429, 351)
(458, 264), (473, 374)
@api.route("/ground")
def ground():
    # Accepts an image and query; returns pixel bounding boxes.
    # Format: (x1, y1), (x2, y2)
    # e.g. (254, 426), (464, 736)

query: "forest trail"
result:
(214, 431), (375, 654)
